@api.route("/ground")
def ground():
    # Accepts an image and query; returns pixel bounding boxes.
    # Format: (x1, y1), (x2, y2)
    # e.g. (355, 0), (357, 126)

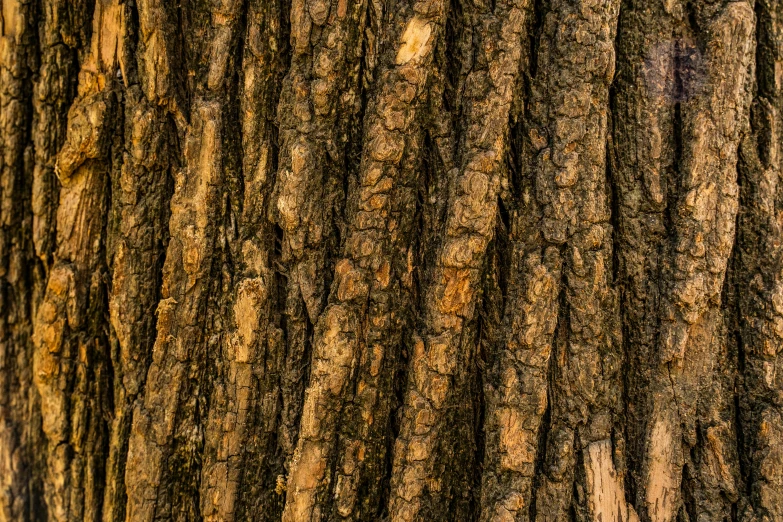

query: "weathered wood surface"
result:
(0, 0), (781, 520)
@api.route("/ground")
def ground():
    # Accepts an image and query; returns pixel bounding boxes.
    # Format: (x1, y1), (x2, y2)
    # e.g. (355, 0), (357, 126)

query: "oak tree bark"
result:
(0, 0), (782, 521)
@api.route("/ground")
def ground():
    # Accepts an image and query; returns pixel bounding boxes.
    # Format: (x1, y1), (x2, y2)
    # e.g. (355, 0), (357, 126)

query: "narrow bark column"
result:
(479, 172), (562, 522)
(271, 0), (368, 468)
(638, 2), (754, 520)
(103, 85), (172, 522)
(612, 1), (677, 515)
(0, 0), (36, 519)
(102, 0), (181, 516)
(737, 0), (783, 518)
(31, 1), (126, 519)
(280, 1), (446, 519)
(198, 1), (288, 520)
(123, 1), (244, 520)
(388, 1), (529, 519)
(479, 204), (562, 522)
(480, 0), (623, 519)
(518, 1), (631, 520)
(329, 4), (439, 519)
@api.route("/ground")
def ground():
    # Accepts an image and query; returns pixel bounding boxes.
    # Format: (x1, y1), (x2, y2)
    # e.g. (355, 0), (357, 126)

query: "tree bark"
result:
(0, 0), (782, 521)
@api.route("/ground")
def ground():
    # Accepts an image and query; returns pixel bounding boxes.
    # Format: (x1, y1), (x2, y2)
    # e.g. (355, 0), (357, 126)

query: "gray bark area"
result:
(0, 0), (782, 521)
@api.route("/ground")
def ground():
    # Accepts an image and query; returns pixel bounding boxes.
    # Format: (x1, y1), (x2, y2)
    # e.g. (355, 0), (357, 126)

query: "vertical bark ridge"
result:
(124, 1), (245, 519)
(31, 1), (127, 519)
(329, 5), (446, 520)
(32, 0), (92, 267)
(133, 0), (187, 126)
(518, 1), (629, 520)
(736, 0), (783, 519)
(0, 0), (37, 519)
(479, 140), (562, 522)
(389, 1), (529, 519)
(474, 1), (561, 519)
(635, 2), (754, 520)
(271, 0), (369, 471)
(198, 0), (289, 520)
(280, 1), (446, 519)
(101, 0), (179, 517)
(612, 1), (677, 517)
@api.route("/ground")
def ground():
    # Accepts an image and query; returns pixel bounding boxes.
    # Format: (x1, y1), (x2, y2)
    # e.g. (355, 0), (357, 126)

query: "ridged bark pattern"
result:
(0, 0), (781, 521)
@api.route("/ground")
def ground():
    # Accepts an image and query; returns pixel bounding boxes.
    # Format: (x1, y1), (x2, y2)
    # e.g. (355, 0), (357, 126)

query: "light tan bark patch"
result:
(646, 415), (680, 522)
(396, 16), (433, 65)
(584, 440), (639, 522)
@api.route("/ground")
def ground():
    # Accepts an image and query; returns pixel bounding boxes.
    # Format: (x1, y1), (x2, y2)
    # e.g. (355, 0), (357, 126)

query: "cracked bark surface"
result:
(1, 0), (782, 521)
(1, 0), (37, 520)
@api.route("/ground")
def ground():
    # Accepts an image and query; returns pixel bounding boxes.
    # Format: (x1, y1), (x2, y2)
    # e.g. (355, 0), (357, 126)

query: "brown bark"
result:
(1, 0), (782, 521)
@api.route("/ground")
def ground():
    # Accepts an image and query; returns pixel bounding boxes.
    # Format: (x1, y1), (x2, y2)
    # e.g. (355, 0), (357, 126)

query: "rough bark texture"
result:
(1, 0), (782, 521)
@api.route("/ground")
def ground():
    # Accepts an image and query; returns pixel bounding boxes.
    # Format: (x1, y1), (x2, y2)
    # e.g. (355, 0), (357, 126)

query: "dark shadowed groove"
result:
(733, 1), (783, 519)
(0, 0), (40, 519)
(102, 0), (178, 516)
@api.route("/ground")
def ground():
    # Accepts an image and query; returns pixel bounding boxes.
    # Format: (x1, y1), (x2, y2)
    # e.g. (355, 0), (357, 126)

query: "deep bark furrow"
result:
(0, 0), (36, 519)
(103, 18), (175, 519)
(389, 1), (528, 519)
(737, 0), (783, 519)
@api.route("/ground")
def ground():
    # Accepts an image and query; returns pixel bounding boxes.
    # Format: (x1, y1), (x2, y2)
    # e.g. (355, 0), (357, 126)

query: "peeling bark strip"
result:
(480, 0), (622, 517)
(104, 92), (171, 522)
(612, 3), (678, 521)
(502, 0), (632, 520)
(2, 0), (783, 521)
(32, 0), (91, 266)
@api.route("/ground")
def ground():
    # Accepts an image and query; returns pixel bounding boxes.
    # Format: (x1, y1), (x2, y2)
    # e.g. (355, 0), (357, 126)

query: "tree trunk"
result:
(0, 0), (781, 520)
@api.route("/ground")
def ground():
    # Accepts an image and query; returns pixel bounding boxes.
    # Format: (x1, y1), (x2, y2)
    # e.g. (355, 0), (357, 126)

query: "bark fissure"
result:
(2, 1), (783, 521)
